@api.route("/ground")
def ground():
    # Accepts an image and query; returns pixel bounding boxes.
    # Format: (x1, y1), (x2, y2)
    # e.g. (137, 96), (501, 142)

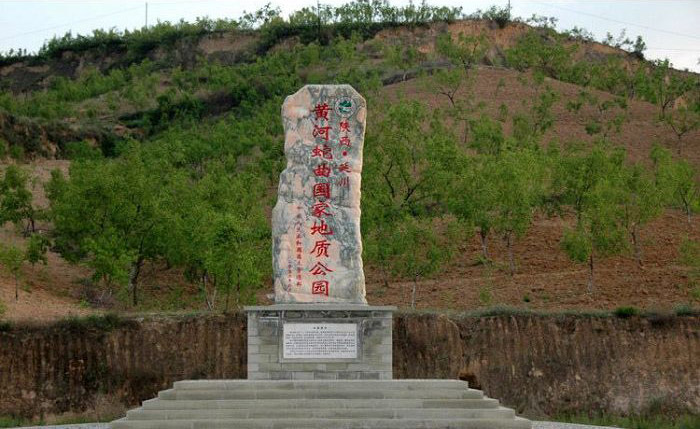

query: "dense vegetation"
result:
(0, 1), (699, 312)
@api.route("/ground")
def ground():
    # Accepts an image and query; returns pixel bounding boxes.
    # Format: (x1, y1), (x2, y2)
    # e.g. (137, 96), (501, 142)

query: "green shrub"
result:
(0, 416), (25, 428)
(8, 145), (24, 161)
(64, 140), (103, 160)
(674, 304), (698, 316)
(479, 5), (511, 28)
(614, 306), (640, 318)
(55, 313), (129, 334)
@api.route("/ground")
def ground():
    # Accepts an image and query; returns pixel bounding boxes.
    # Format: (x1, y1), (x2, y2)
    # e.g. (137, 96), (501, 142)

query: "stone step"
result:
(158, 388), (485, 400)
(126, 407), (515, 420)
(141, 398), (501, 410)
(173, 379), (469, 391)
(111, 417), (533, 429)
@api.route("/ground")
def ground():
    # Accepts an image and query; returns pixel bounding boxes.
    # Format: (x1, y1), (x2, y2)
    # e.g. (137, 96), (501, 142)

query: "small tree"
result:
(556, 143), (627, 291)
(567, 91), (627, 141)
(384, 43), (422, 82)
(168, 169), (270, 312)
(448, 154), (496, 261)
(0, 243), (24, 301)
(647, 59), (695, 119)
(490, 149), (547, 275)
(561, 178), (627, 292)
(652, 144), (700, 226)
(25, 233), (49, 270)
(49, 143), (171, 306)
(0, 165), (39, 235)
(436, 32), (487, 73)
(619, 164), (663, 267)
(664, 105), (699, 156)
(386, 216), (453, 309)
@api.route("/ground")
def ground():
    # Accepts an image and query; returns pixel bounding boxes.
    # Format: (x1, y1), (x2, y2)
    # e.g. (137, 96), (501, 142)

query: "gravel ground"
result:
(9, 422), (620, 429)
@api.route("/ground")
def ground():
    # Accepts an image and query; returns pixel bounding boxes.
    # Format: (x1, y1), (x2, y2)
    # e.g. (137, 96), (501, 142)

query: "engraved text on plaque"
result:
(282, 323), (358, 359)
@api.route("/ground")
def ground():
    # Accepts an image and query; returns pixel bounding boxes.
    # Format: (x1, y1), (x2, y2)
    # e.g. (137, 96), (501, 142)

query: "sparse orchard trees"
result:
(567, 90), (628, 141)
(556, 143), (628, 292)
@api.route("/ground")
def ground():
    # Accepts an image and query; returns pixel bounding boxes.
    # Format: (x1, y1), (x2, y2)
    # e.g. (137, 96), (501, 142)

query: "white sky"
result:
(0, 0), (698, 72)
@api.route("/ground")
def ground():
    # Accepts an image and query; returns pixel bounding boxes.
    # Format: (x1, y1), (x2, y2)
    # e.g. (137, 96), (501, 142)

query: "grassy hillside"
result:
(0, 2), (699, 321)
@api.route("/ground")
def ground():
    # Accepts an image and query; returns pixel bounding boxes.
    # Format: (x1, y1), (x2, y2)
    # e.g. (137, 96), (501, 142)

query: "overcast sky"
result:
(0, 0), (698, 72)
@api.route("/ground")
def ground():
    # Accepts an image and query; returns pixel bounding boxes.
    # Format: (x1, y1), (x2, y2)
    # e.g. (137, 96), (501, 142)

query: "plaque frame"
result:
(278, 319), (363, 363)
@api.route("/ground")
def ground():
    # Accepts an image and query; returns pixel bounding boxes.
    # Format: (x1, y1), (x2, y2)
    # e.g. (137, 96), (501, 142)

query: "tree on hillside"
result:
(386, 216), (453, 309)
(447, 154), (495, 261)
(505, 30), (576, 80)
(490, 149), (547, 275)
(0, 243), (24, 301)
(165, 168), (270, 311)
(652, 145), (700, 226)
(619, 164), (663, 267)
(664, 105), (699, 156)
(436, 32), (487, 73)
(384, 43), (422, 82)
(512, 79), (559, 147)
(25, 233), (49, 271)
(363, 98), (459, 296)
(567, 90), (628, 141)
(556, 143), (627, 292)
(363, 99), (458, 215)
(0, 165), (39, 235)
(647, 59), (696, 119)
(48, 143), (173, 306)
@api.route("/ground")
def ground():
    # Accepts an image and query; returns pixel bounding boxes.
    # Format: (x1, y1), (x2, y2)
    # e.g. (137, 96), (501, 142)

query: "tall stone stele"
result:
(246, 85), (396, 381)
(272, 84), (367, 304)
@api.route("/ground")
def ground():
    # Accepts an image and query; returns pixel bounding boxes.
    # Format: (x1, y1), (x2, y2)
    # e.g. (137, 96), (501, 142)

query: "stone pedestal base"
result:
(245, 304), (395, 380)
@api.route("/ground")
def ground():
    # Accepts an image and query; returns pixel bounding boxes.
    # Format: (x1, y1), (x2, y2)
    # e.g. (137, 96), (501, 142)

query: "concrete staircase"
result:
(111, 380), (531, 428)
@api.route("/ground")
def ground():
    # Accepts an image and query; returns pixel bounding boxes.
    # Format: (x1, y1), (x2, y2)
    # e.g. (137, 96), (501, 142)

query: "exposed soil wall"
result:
(0, 312), (697, 419)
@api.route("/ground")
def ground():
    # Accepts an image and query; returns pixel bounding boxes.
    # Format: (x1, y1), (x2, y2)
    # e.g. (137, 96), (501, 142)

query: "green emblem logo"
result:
(334, 96), (356, 117)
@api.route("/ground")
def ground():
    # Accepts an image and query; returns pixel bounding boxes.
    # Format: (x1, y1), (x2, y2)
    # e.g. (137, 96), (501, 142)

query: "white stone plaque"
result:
(282, 322), (358, 359)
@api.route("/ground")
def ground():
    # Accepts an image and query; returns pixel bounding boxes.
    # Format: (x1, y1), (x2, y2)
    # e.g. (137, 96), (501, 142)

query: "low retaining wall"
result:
(0, 312), (697, 419)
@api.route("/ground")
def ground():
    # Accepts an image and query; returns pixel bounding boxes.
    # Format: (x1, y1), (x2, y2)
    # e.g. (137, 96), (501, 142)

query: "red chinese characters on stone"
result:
(310, 239), (331, 258)
(313, 163), (331, 177)
(313, 125), (331, 141)
(313, 103), (330, 121)
(311, 144), (333, 160)
(339, 136), (351, 147)
(311, 201), (332, 218)
(310, 219), (333, 235)
(313, 182), (331, 200)
(312, 280), (329, 296)
(339, 120), (350, 132)
(309, 261), (333, 276)
(338, 162), (351, 173)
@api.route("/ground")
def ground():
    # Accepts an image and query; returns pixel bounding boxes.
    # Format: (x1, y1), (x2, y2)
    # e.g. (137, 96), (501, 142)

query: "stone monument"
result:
(246, 84), (395, 381)
(111, 84), (532, 428)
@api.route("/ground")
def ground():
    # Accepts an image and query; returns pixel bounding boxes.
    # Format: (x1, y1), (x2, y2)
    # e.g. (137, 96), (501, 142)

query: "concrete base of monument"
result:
(245, 304), (395, 380)
(110, 379), (532, 428)
(110, 305), (532, 428)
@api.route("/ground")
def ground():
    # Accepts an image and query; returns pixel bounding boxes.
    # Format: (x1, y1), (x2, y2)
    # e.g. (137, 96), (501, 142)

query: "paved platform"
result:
(10, 421), (620, 428)
(110, 379), (532, 428)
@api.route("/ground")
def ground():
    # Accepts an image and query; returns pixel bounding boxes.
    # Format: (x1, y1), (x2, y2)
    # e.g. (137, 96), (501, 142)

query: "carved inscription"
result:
(282, 322), (358, 359)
